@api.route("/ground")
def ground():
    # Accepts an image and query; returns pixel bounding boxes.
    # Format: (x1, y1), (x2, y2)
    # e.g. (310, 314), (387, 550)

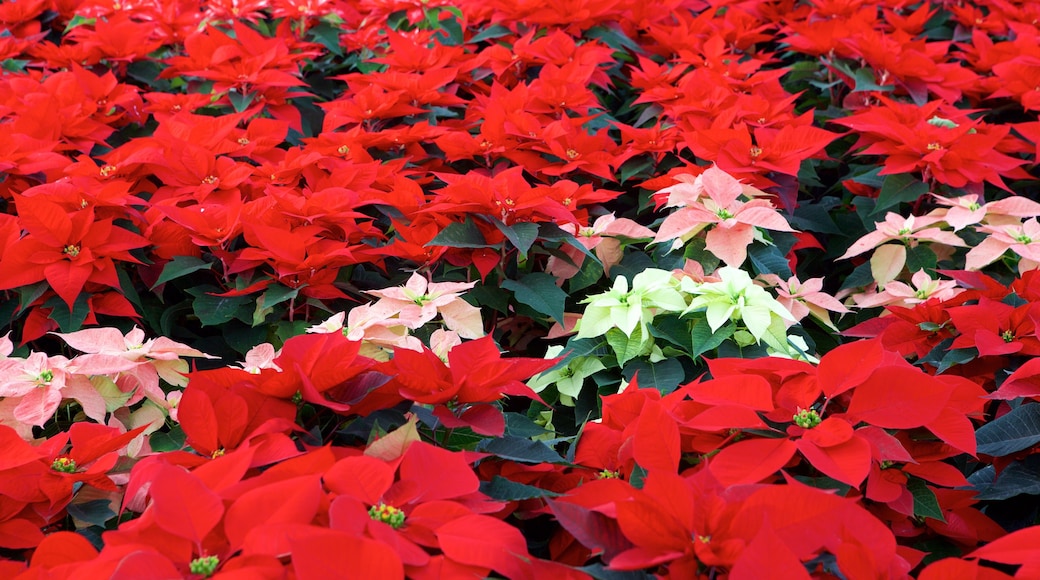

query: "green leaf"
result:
(851, 67), (894, 93)
(502, 273), (567, 324)
(906, 244), (937, 275)
(586, 24), (643, 53)
(976, 403), (1040, 457)
(150, 426), (185, 452)
(504, 412), (551, 438)
(151, 256), (213, 289)
(538, 223), (601, 264)
(468, 24), (512, 43)
(477, 436), (568, 464)
(969, 455), (1040, 501)
(486, 218), (539, 259)
(873, 174), (929, 215)
(907, 477), (946, 523)
(621, 358), (685, 395)
(427, 218), (490, 248)
(307, 21), (345, 56)
(935, 347), (976, 374)
(46, 294), (91, 332)
(568, 258), (604, 293)
(227, 89), (256, 113)
(690, 318), (735, 358)
(67, 500), (116, 527)
(618, 156), (656, 184)
(480, 476), (562, 500)
(64, 14), (97, 32)
(605, 326), (645, 366)
(187, 287), (252, 327)
(628, 462), (647, 489)
(466, 284), (510, 314)
(748, 243), (792, 278)
(647, 315), (694, 355)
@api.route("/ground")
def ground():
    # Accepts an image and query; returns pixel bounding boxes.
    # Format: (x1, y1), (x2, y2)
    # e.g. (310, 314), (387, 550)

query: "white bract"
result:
(574, 268), (687, 343)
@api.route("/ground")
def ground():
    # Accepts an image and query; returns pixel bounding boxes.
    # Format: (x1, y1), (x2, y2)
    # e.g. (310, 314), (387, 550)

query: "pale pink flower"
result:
(966, 218), (1040, 271)
(929, 193), (1040, 231)
(429, 329), (462, 362)
(852, 270), (963, 309)
(547, 213), (655, 278)
(236, 343), (282, 374)
(54, 327), (215, 405)
(0, 352), (104, 426)
(840, 213), (967, 260)
(759, 274), (850, 329)
(367, 273), (484, 339)
(652, 165), (795, 266)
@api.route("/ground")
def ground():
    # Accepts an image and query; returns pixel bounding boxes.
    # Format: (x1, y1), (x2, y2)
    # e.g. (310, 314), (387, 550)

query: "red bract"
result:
(177, 368), (300, 465)
(0, 196), (149, 307)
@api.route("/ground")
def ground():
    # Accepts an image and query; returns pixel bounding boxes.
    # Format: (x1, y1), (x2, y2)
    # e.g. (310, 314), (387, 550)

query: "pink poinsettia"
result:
(546, 213), (655, 278)
(366, 272), (484, 339)
(759, 274), (850, 330)
(852, 270), (963, 309)
(966, 217), (1040, 271)
(652, 165), (794, 266)
(928, 193), (1040, 231)
(53, 327), (215, 408)
(0, 352), (105, 427)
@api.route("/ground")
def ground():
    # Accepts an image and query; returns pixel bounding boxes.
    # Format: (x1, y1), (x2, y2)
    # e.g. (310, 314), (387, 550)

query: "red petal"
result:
(709, 437), (798, 486)
(290, 528), (404, 580)
(436, 514), (530, 577)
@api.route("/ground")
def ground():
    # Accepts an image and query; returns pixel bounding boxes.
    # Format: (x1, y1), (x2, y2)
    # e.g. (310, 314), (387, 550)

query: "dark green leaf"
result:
(468, 24), (512, 43)
(906, 245), (937, 275)
(969, 455), (1040, 501)
(505, 412), (551, 438)
(466, 284), (510, 314)
(46, 294), (91, 332)
(621, 358), (685, 395)
(580, 564), (654, 580)
(187, 287), (252, 327)
(648, 314), (694, 355)
(690, 319), (735, 358)
(935, 347), (976, 374)
(568, 258), (604, 293)
(307, 22), (345, 56)
(477, 436), (568, 464)
(502, 273), (567, 324)
(150, 426), (185, 452)
(628, 462), (647, 489)
(851, 67), (894, 93)
(908, 477), (946, 522)
(227, 89), (256, 113)
(151, 256), (213, 289)
(976, 403), (1040, 457)
(748, 243), (792, 278)
(488, 218), (539, 259)
(68, 500), (116, 527)
(480, 476), (562, 500)
(873, 174), (929, 215)
(427, 218), (490, 248)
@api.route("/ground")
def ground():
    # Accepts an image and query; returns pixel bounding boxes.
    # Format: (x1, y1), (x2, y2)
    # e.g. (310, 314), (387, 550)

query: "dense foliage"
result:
(3, 0), (1040, 577)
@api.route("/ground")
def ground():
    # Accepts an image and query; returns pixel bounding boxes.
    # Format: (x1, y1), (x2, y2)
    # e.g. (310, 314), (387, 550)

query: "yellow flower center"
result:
(369, 503), (406, 529)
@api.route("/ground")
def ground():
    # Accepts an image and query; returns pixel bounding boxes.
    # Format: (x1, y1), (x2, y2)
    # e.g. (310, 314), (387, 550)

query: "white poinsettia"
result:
(574, 268), (688, 342)
(681, 266), (796, 347)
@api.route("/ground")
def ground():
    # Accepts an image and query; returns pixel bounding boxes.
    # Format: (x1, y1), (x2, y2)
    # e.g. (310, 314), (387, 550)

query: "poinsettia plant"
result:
(4, 0), (1040, 577)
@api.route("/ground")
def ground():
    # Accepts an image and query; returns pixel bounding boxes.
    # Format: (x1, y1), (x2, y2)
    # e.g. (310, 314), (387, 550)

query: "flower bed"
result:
(3, 0), (1040, 577)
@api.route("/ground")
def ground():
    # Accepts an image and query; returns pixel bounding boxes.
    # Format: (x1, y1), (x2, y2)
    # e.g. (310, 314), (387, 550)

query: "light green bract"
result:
(681, 266), (795, 351)
(574, 268), (687, 343)
(527, 345), (607, 404)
